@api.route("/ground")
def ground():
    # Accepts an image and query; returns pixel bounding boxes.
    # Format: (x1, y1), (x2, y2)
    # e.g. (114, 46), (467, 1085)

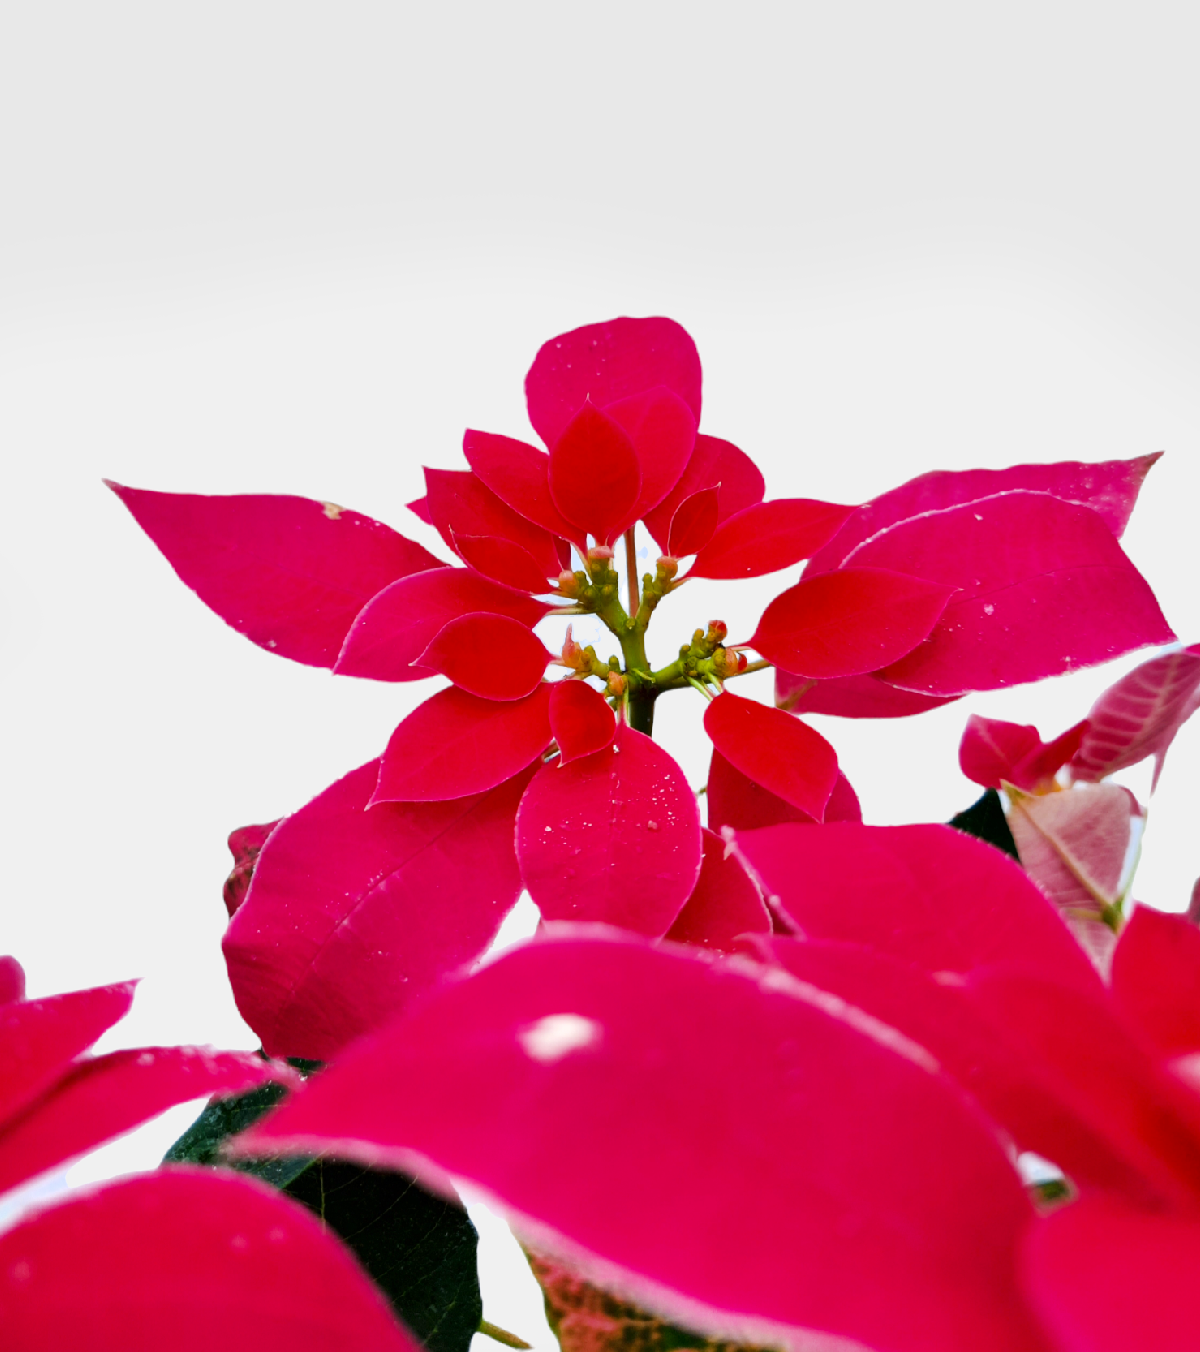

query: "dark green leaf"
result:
(164, 1073), (481, 1352)
(948, 789), (1018, 859)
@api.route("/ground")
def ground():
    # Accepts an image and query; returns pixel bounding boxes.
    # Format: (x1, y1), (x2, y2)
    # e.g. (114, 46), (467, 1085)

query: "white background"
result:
(2, 3), (1199, 1344)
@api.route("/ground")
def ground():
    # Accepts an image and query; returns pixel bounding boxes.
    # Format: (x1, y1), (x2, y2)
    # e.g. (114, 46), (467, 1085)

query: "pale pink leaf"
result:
(806, 453), (1162, 575)
(236, 933), (1046, 1352)
(373, 685), (551, 803)
(850, 493), (1174, 696)
(224, 758), (534, 1061)
(731, 822), (1102, 991)
(516, 725), (701, 936)
(417, 612), (551, 701)
(425, 468), (561, 577)
(1071, 642), (1200, 788)
(663, 829), (770, 951)
(703, 693), (838, 820)
(525, 317), (702, 449)
(688, 499), (856, 580)
(751, 567), (955, 678)
(335, 568), (549, 682)
(1023, 1197), (1200, 1352)
(549, 681), (615, 765)
(0, 1168), (418, 1351)
(643, 434), (765, 553)
(1007, 783), (1136, 911)
(1111, 905), (1200, 1058)
(108, 483), (445, 668)
(0, 982), (136, 1131)
(775, 668), (958, 719)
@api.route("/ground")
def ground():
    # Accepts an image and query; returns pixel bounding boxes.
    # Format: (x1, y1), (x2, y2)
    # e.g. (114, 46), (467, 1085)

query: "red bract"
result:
(224, 758), (534, 1060)
(451, 531), (553, 592)
(706, 749), (861, 833)
(0, 956), (25, 1005)
(373, 684), (551, 803)
(777, 667), (957, 718)
(664, 484), (720, 557)
(524, 316), (703, 448)
(548, 680), (615, 764)
(222, 820), (280, 917)
(236, 933), (1048, 1352)
(462, 429), (585, 547)
(959, 714), (1089, 792)
(642, 433), (765, 552)
(424, 467), (561, 578)
(663, 828), (770, 951)
(516, 725), (702, 936)
(605, 386), (697, 525)
(0, 1169), (419, 1352)
(853, 492), (1172, 696)
(751, 566), (954, 678)
(547, 402), (642, 545)
(335, 567), (550, 682)
(687, 499), (856, 579)
(417, 611), (551, 701)
(107, 483), (444, 668)
(730, 822), (1102, 991)
(1111, 906), (1200, 1057)
(702, 692), (838, 820)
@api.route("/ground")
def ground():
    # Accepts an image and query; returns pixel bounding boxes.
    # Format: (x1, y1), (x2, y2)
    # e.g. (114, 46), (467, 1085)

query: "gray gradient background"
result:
(2, 3), (1199, 1341)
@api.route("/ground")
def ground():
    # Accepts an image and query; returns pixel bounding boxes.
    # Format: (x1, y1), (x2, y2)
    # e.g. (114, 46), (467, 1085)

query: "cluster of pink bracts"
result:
(4, 317), (1200, 1350)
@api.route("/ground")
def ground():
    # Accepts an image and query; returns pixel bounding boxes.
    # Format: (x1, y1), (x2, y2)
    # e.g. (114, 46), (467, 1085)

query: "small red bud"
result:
(656, 556), (679, 580)
(587, 544), (614, 565)
(606, 671), (627, 697)
(556, 570), (580, 597)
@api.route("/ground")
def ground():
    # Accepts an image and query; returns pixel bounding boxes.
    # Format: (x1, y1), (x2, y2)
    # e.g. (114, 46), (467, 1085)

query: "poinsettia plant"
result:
(3, 315), (1200, 1351)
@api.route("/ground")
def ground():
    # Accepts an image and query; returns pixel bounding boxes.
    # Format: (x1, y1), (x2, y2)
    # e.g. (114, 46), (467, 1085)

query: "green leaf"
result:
(164, 1074), (482, 1352)
(948, 789), (1018, 859)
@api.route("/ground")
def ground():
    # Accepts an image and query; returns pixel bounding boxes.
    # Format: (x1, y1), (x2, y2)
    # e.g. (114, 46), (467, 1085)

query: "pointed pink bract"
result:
(688, 499), (856, 580)
(462, 430), (585, 546)
(373, 685), (551, 803)
(516, 725), (701, 936)
(1023, 1198), (1200, 1352)
(1071, 642), (1200, 788)
(549, 681), (615, 765)
(417, 612), (551, 701)
(107, 483), (445, 668)
(335, 568), (549, 682)
(0, 981), (137, 1131)
(0, 1048), (290, 1195)
(1111, 906), (1200, 1058)
(703, 693), (838, 821)
(776, 668), (958, 718)
(666, 485), (720, 558)
(237, 933), (1046, 1352)
(604, 386), (696, 526)
(0, 1168), (418, 1352)
(664, 829), (770, 951)
(731, 822), (1101, 991)
(643, 434), (765, 553)
(425, 468), (561, 577)
(806, 453), (1162, 575)
(225, 758), (534, 1060)
(548, 404), (641, 545)
(1007, 783), (1136, 909)
(752, 567), (954, 679)
(525, 317), (702, 449)
(849, 493), (1174, 696)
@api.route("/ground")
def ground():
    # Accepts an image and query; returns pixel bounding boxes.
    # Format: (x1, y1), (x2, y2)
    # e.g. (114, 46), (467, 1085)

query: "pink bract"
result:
(225, 758), (534, 1060)
(0, 1168), (418, 1352)
(516, 725), (701, 936)
(235, 932), (1047, 1352)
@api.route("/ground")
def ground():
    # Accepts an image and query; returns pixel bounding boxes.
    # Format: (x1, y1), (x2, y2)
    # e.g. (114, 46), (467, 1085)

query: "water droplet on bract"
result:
(983, 603), (995, 616)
